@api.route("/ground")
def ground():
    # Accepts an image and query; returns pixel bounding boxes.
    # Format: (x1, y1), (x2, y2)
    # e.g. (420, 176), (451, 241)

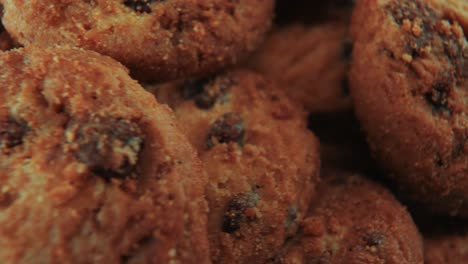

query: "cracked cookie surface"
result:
(0, 46), (210, 264)
(1, 0), (273, 81)
(350, 0), (468, 217)
(147, 70), (320, 263)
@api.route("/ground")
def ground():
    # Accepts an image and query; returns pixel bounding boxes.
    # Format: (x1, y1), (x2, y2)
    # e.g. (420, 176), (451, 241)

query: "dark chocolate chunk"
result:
(363, 232), (386, 247)
(123, 0), (163, 14)
(181, 76), (232, 109)
(424, 80), (451, 115)
(207, 112), (244, 149)
(66, 116), (144, 179)
(0, 118), (27, 152)
(222, 192), (259, 233)
(284, 205), (298, 229)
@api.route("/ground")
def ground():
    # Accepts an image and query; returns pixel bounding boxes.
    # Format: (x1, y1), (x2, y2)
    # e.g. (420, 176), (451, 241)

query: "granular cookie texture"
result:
(1, 0), (274, 81)
(350, 0), (468, 217)
(0, 6), (15, 51)
(249, 20), (352, 113)
(148, 70), (320, 263)
(273, 171), (423, 264)
(0, 46), (210, 264)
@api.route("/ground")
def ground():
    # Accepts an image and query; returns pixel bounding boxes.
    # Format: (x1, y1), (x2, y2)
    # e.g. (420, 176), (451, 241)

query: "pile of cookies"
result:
(0, 0), (466, 263)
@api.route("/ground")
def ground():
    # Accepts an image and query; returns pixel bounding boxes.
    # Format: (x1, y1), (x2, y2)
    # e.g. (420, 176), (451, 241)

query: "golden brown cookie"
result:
(2, 0), (274, 81)
(147, 70), (321, 263)
(273, 171), (424, 264)
(350, 0), (468, 217)
(0, 46), (210, 263)
(249, 19), (352, 113)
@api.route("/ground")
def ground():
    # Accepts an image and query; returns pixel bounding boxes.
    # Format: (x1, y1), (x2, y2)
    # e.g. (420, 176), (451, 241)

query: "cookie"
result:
(147, 70), (321, 263)
(350, 0), (468, 216)
(0, 6), (15, 51)
(0, 46), (210, 263)
(249, 19), (352, 113)
(273, 170), (423, 264)
(1, 0), (274, 81)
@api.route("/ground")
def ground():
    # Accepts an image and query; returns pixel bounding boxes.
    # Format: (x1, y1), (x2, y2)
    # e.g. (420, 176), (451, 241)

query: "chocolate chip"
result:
(121, 235), (155, 263)
(207, 112), (244, 149)
(387, 0), (437, 57)
(443, 34), (467, 78)
(181, 77), (213, 100)
(181, 76), (232, 109)
(424, 80), (451, 115)
(363, 232), (386, 247)
(284, 205), (298, 229)
(0, 189), (17, 209)
(123, 0), (163, 14)
(66, 116), (144, 179)
(0, 118), (27, 152)
(222, 192), (259, 233)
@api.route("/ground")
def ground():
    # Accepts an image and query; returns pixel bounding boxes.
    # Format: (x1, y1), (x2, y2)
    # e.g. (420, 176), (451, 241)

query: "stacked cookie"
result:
(0, 0), (465, 263)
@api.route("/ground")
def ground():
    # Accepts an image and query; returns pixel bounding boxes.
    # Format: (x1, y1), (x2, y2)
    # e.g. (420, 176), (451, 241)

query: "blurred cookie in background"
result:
(249, 19), (352, 113)
(2, 0), (274, 81)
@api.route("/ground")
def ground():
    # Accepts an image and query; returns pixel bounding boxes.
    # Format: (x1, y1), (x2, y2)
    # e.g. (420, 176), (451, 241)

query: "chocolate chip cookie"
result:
(1, 0), (274, 81)
(273, 170), (423, 264)
(350, 0), (468, 217)
(148, 70), (321, 263)
(0, 46), (210, 263)
(249, 19), (352, 113)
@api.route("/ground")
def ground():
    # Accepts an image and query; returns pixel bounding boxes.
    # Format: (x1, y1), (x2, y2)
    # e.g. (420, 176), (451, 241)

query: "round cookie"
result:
(148, 70), (321, 263)
(1, 0), (274, 81)
(273, 171), (423, 264)
(0, 46), (210, 263)
(0, 6), (15, 51)
(350, 0), (468, 216)
(249, 19), (352, 113)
